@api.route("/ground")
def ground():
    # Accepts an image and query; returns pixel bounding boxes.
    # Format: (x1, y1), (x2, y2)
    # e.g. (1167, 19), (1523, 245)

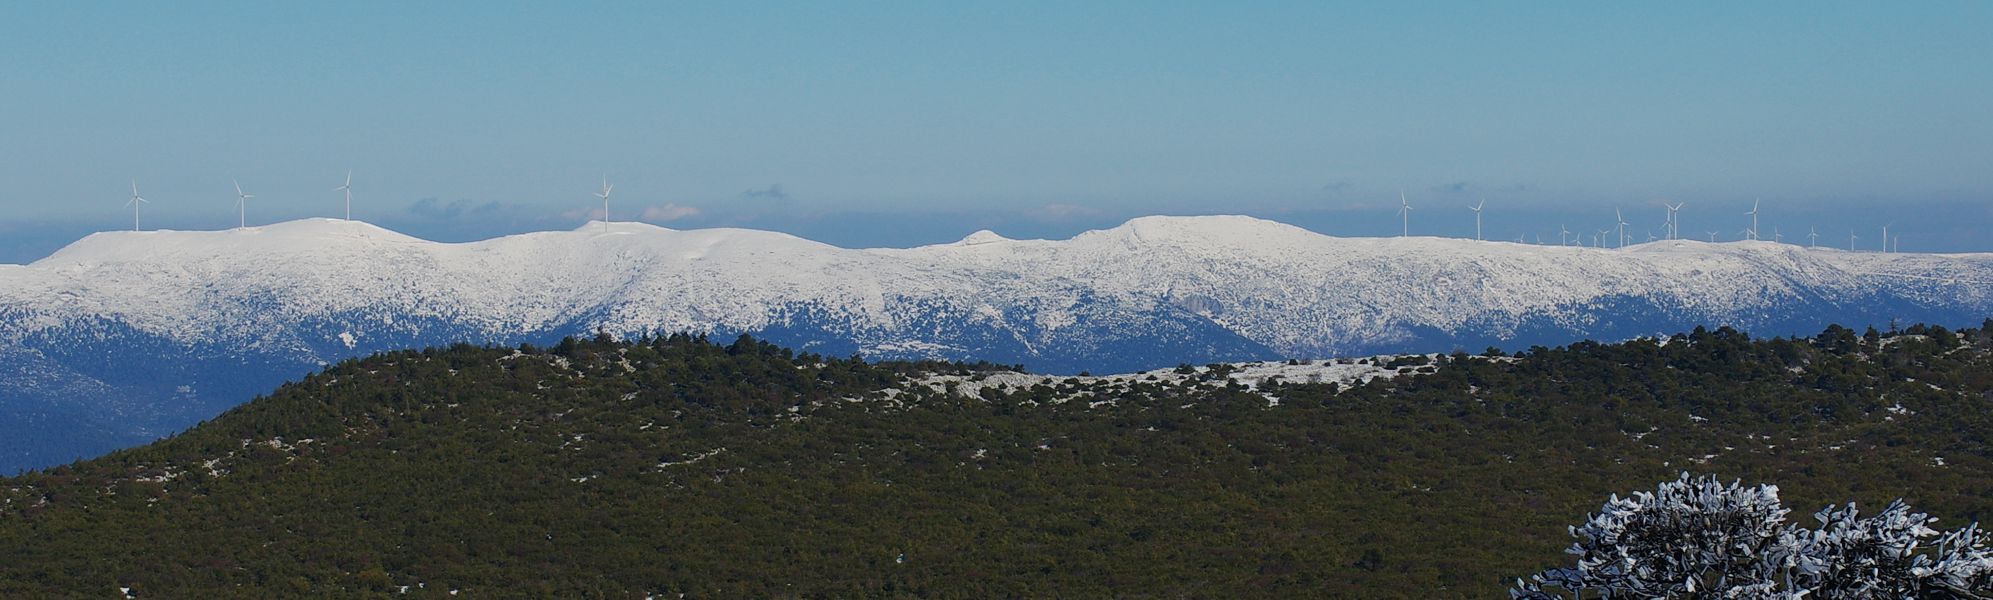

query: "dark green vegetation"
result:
(6, 322), (1993, 598)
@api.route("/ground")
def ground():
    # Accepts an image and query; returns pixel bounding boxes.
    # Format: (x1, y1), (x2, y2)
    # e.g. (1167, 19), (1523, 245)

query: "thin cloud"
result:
(408, 198), (508, 220)
(742, 184), (789, 201)
(641, 204), (701, 222)
(1430, 181), (1528, 195)
(1030, 203), (1099, 221)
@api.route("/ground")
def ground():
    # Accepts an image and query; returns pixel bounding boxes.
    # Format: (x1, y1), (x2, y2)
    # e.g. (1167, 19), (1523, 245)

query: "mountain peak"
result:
(571, 220), (677, 234)
(1081, 214), (1321, 248)
(34, 218), (423, 267)
(955, 230), (1012, 246)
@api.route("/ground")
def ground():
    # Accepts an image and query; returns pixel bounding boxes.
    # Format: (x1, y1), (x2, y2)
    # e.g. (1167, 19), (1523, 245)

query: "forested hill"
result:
(7, 322), (1993, 598)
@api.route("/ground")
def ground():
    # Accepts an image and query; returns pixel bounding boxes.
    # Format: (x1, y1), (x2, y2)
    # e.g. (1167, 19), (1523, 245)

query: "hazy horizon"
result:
(4, 3), (1990, 259)
(5, 197), (1985, 266)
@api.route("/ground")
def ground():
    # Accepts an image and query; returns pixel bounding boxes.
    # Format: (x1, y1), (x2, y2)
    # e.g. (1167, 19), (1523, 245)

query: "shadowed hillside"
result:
(6, 321), (1993, 597)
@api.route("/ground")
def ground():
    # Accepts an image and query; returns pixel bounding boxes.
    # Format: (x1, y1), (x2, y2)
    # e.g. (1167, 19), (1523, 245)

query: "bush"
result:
(1514, 473), (1993, 599)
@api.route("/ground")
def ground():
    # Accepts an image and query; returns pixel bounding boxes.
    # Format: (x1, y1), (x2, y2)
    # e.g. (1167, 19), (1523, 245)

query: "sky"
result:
(2, 2), (1990, 262)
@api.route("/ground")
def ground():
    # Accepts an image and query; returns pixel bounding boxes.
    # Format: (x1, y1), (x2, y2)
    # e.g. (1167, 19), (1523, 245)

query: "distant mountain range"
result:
(3, 215), (1991, 472)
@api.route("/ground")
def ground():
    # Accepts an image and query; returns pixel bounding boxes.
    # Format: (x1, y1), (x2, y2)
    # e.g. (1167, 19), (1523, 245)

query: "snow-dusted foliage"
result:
(1514, 473), (1993, 599)
(1514, 473), (1792, 598)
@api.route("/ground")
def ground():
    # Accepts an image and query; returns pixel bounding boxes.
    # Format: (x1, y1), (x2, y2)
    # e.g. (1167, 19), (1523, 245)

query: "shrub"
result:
(1514, 473), (1993, 599)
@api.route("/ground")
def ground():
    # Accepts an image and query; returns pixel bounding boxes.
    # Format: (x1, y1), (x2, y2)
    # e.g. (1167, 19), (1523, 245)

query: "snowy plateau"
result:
(2, 214), (1991, 472)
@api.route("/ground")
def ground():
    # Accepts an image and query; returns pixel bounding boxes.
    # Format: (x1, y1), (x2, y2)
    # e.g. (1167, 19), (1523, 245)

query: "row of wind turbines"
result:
(1394, 194), (1907, 253)
(114, 176), (1908, 253)
(124, 172), (355, 231)
(120, 172), (625, 233)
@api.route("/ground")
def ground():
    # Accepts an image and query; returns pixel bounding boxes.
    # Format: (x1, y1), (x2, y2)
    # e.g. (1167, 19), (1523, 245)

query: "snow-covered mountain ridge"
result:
(9, 215), (1989, 356)
(3, 214), (1991, 472)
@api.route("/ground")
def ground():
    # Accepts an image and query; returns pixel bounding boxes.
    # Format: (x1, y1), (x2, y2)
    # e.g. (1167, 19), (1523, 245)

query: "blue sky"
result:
(2, 2), (1990, 261)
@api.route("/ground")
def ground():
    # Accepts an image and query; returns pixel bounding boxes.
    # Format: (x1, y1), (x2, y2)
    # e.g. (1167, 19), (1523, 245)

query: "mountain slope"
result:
(6, 326), (1993, 597)
(2, 215), (1991, 472)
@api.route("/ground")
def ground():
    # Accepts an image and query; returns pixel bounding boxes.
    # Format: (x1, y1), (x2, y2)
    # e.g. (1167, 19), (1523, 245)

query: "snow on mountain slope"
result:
(890, 215), (1991, 354)
(2, 214), (1991, 473)
(4, 215), (1991, 357)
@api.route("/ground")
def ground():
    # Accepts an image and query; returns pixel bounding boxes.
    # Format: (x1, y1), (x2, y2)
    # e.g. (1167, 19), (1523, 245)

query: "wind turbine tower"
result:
(233, 179), (253, 228)
(1559, 224), (1570, 246)
(1397, 191), (1411, 237)
(1808, 226), (1818, 248)
(126, 180), (147, 231)
(1849, 230), (1859, 251)
(1469, 199), (1484, 241)
(1665, 202), (1683, 240)
(1744, 199), (1760, 241)
(595, 176), (615, 233)
(1881, 224), (1891, 253)
(334, 170), (352, 221)
(1615, 208), (1628, 248)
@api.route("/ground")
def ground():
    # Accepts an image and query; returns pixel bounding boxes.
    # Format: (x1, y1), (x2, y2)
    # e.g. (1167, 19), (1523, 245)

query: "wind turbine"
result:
(1744, 199), (1760, 241)
(1558, 224), (1570, 246)
(1468, 199), (1484, 241)
(595, 175), (614, 233)
(1707, 230), (1718, 242)
(1615, 208), (1628, 248)
(126, 180), (147, 231)
(1665, 202), (1683, 240)
(1397, 191), (1411, 237)
(1849, 230), (1858, 251)
(1596, 229), (1609, 248)
(1808, 226), (1818, 248)
(334, 170), (352, 221)
(1772, 227), (1782, 244)
(1880, 223), (1891, 253)
(233, 179), (253, 228)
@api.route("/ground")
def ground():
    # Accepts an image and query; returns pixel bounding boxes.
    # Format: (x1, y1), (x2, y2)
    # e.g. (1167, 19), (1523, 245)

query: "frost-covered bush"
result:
(1513, 473), (1993, 599)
